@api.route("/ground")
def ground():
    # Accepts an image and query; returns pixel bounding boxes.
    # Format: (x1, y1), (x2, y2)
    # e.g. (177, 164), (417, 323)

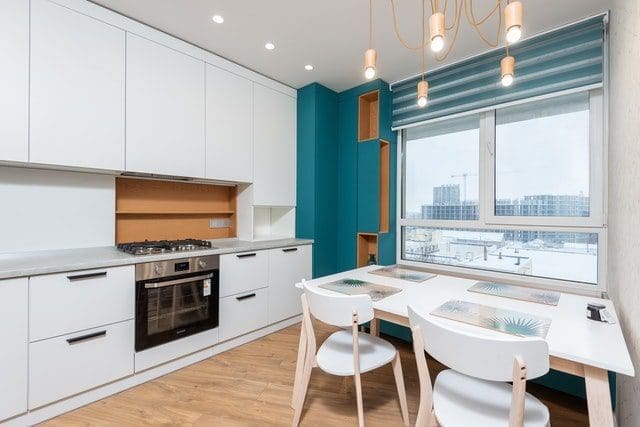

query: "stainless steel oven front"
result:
(135, 255), (219, 352)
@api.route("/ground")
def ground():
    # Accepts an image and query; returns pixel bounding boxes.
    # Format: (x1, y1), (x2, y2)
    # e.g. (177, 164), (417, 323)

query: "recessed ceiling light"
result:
(211, 15), (224, 24)
(304, 64), (314, 71)
(265, 42), (275, 50)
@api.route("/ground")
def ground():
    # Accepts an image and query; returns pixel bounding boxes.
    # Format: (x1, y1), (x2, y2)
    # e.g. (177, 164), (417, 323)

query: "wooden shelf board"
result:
(116, 211), (235, 215)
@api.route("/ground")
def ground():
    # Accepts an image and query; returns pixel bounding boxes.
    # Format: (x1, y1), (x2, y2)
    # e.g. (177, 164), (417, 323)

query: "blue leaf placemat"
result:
(319, 278), (402, 302)
(468, 282), (560, 306)
(370, 266), (436, 283)
(431, 299), (551, 338)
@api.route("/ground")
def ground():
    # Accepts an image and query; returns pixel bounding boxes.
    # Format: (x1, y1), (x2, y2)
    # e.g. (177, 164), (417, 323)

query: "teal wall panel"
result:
(356, 140), (380, 233)
(296, 83), (339, 277)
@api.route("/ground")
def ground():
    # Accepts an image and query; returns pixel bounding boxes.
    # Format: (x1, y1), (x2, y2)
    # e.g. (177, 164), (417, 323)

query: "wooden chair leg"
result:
(391, 352), (410, 426)
(291, 355), (313, 427)
(353, 371), (365, 427)
(291, 322), (308, 409)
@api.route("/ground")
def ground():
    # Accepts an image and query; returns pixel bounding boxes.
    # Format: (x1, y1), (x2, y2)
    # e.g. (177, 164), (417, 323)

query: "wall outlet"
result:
(209, 218), (231, 229)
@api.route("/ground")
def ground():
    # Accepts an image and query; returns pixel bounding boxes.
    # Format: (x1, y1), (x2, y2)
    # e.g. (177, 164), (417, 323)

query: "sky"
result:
(405, 109), (590, 214)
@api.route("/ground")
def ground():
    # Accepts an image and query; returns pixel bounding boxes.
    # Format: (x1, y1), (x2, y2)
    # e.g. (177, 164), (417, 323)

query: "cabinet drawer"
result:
(29, 320), (134, 409)
(30, 266), (134, 342)
(268, 245), (312, 323)
(219, 288), (268, 342)
(220, 251), (268, 297)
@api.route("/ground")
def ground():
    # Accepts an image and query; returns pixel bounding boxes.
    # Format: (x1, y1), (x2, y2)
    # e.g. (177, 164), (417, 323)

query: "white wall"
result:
(607, 2), (640, 426)
(0, 167), (115, 253)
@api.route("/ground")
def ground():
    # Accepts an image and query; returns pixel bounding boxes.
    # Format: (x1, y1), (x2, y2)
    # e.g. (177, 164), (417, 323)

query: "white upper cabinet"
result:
(30, 0), (126, 170)
(0, 278), (28, 421)
(0, 0), (29, 163)
(126, 34), (205, 178)
(205, 65), (253, 182)
(253, 84), (297, 206)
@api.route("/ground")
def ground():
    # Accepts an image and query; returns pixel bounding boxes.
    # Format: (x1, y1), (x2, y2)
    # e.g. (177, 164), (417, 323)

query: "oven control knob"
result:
(198, 260), (207, 269)
(153, 264), (164, 276)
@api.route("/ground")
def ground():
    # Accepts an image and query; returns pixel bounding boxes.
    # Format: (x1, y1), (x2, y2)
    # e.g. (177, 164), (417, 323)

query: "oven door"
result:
(135, 270), (219, 352)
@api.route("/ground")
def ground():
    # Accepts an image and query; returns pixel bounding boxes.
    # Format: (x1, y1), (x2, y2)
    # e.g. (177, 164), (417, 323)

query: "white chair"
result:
(407, 305), (550, 427)
(291, 280), (410, 427)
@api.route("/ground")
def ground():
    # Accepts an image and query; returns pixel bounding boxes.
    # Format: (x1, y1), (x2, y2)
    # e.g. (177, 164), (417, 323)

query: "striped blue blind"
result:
(391, 15), (605, 129)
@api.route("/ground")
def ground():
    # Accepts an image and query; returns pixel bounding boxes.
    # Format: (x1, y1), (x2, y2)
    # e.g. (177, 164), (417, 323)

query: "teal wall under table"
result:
(297, 79), (612, 404)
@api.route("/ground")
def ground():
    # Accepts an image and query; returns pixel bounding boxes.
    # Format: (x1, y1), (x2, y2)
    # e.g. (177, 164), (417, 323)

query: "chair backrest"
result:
(408, 305), (549, 381)
(303, 280), (374, 327)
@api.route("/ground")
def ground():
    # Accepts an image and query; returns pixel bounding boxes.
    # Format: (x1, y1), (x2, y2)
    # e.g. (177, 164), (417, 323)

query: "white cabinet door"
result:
(219, 287), (269, 342)
(0, 278), (28, 421)
(126, 34), (205, 178)
(205, 65), (253, 182)
(253, 84), (297, 206)
(0, 0), (28, 162)
(220, 251), (269, 297)
(30, 0), (126, 171)
(268, 245), (312, 324)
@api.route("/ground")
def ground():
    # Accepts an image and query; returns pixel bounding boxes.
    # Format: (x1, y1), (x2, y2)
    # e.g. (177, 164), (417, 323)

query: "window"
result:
(405, 115), (479, 220)
(399, 90), (605, 290)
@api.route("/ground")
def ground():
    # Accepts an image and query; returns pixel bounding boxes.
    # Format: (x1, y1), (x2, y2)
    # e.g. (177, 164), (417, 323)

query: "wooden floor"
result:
(44, 321), (589, 426)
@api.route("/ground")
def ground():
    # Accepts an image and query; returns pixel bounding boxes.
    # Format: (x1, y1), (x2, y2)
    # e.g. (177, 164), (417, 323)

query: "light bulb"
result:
(506, 25), (522, 43)
(265, 42), (275, 50)
(364, 66), (376, 80)
(417, 96), (428, 107)
(431, 35), (444, 52)
(501, 74), (514, 87)
(211, 15), (224, 24)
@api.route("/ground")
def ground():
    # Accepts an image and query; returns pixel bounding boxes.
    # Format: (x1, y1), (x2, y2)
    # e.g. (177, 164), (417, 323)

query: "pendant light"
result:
(501, 55), (515, 87)
(417, 0), (428, 107)
(429, 12), (445, 53)
(505, 1), (523, 43)
(364, 0), (377, 80)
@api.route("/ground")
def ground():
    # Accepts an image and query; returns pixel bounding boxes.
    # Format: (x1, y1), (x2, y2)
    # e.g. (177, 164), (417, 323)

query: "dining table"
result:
(298, 265), (635, 427)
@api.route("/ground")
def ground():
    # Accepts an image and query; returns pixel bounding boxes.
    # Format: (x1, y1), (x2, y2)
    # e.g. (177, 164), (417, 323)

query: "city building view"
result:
(404, 184), (597, 283)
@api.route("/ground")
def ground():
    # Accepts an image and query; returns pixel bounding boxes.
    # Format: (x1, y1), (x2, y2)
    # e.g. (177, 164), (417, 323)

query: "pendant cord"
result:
(421, 0), (426, 82)
(369, 0), (373, 48)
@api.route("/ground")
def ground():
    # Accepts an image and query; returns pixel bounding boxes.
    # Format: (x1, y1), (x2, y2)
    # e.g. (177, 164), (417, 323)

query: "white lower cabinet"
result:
(0, 278), (28, 421)
(219, 287), (269, 342)
(29, 266), (135, 342)
(268, 245), (312, 323)
(220, 251), (269, 297)
(29, 320), (134, 409)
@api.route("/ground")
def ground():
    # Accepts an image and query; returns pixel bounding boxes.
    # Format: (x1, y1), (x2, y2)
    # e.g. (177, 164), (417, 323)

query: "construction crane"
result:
(450, 172), (478, 203)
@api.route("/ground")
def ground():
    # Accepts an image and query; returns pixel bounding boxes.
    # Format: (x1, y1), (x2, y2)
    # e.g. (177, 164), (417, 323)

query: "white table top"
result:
(301, 265), (635, 377)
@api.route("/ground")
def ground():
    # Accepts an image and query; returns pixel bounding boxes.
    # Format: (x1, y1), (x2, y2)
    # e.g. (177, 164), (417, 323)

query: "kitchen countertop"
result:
(0, 238), (313, 280)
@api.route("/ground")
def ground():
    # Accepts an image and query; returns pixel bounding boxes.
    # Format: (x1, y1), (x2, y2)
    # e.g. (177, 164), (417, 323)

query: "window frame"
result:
(396, 87), (607, 295)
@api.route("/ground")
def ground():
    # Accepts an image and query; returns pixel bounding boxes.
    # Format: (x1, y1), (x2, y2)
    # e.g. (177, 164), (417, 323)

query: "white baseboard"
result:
(2, 316), (301, 427)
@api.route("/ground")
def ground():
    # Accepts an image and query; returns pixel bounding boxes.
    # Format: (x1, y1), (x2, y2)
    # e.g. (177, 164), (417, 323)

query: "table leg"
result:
(584, 365), (614, 427)
(370, 318), (379, 336)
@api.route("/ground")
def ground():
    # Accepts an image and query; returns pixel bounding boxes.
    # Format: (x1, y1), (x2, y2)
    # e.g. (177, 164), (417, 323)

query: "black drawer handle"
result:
(236, 253), (257, 259)
(282, 248), (298, 253)
(67, 272), (107, 281)
(66, 330), (107, 345)
(236, 293), (257, 301)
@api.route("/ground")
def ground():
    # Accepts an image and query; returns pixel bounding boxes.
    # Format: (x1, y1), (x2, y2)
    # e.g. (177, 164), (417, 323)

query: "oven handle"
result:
(144, 273), (213, 289)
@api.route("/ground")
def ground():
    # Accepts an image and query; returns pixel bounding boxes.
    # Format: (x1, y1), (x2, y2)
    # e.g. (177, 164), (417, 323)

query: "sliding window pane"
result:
(404, 115), (479, 220)
(495, 93), (590, 217)
(402, 226), (598, 284)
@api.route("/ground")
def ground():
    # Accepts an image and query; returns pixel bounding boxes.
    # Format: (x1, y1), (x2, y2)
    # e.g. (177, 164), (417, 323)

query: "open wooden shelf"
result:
(357, 232), (379, 267)
(379, 140), (390, 233)
(358, 90), (379, 141)
(115, 178), (237, 243)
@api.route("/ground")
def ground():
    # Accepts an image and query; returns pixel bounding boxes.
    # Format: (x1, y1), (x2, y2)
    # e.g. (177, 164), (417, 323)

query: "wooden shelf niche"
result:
(115, 178), (236, 243)
(357, 233), (379, 267)
(379, 140), (390, 233)
(358, 90), (379, 141)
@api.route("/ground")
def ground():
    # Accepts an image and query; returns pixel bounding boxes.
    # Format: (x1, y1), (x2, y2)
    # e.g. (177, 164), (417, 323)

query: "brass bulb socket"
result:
(501, 56), (515, 78)
(429, 12), (445, 40)
(505, 1), (523, 33)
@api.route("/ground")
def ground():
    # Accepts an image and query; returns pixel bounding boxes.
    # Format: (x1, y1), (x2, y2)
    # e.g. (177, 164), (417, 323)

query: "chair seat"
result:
(433, 369), (550, 427)
(316, 330), (397, 376)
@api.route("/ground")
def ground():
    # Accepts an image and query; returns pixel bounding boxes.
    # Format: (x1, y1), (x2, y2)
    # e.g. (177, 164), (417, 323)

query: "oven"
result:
(135, 255), (219, 352)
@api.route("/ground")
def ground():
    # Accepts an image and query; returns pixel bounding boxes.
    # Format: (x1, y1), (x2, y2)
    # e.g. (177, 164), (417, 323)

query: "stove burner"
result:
(117, 239), (213, 255)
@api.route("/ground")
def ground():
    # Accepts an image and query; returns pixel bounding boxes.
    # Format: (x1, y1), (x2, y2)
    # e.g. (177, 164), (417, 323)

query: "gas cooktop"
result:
(117, 239), (213, 255)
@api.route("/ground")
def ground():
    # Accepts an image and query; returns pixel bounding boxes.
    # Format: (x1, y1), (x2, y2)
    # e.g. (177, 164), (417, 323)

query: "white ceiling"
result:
(91, 0), (610, 92)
